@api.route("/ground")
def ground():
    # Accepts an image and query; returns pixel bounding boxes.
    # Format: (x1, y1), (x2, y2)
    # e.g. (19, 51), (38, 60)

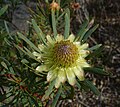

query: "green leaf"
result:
(43, 80), (56, 100)
(4, 21), (13, 40)
(51, 10), (57, 37)
(87, 46), (103, 59)
(57, 11), (65, 21)
(9, 67), (15, 74)
(21, 63), (43, 77)
(29, 98), (35, 107)
(21, 59), (29, 64)
(57, 8), (69, 21)
(17, 32), (40, 53)
(84, 67), (109, 75)
(82, 24), (99, 43)
(0, 57), (11, 66)
(0, 5), (8, 16)
(5, 92), (13, 99)
(28, 96), (40, 107)
(76, 80), (81, 90)
(84, 80), (100, 95)
(64, 9), (70, 39)
(15, 45), (40, 62)
(76, 19), (89, 41)
(24, 47), (37, 59)
(87, 18), (95, 29)
(68, 86), (74, 99)
(51, 85), (62, 107)
(11, 91), (20, 104)
(80, 81), (89, 92)
(31, 19), (46, 45)
(1, 61), (8, 70)
(88, 44), (102, 51)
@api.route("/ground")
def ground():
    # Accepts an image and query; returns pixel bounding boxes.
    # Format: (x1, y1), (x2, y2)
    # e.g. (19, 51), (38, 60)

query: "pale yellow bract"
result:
(33, 34), (90, 88)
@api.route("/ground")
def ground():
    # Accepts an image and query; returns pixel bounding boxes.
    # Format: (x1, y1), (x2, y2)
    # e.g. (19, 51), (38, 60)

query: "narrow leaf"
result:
(32, 19), (46, 45)
(0, 57), (11, 66)
(17, 32), (40, 53)
(24, 47), (37, 58)
(51, 10), (57, 37)
(87, 18), (95, 29)
(0, 5), (8, 16)
(57, 8), (69, 21)
(21, 63), (43, 77)
(4, 21), (13, 40)
(88, 44), (102, 51)
(28, 96), (40, 107)
(15, 45), (40, 62)
(87, 47), (103, 59)
(51, 85), (62, 107)
(9, 67), (15, 74)
(82, 24), (99, 43)
(43, 80), (56, 100)
(76, 81), (81, 90)
(76, 19), (89, 41)
(84, 67), (109, 75)
(84, 79), (100, 95)
(1, 61), (8, 70)
(21, 59), (29, 64)
(64, 9), (70, 39)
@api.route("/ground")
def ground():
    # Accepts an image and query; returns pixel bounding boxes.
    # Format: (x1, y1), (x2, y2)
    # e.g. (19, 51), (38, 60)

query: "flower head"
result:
(50, 1), (60, 11)
(33, 34), (90, 88)
(71, 2), (81, 10)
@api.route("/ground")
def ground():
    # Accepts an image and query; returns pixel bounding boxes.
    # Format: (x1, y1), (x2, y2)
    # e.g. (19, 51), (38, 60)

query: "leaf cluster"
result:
(0, 1), (109, 107)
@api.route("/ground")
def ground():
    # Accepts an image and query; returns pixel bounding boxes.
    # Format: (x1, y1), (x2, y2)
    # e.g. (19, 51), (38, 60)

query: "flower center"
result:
(53, 40), (79, 68)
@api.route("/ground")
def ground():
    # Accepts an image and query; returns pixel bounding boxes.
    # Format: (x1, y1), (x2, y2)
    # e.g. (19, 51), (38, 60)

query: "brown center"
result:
(52, 40), (79, 68)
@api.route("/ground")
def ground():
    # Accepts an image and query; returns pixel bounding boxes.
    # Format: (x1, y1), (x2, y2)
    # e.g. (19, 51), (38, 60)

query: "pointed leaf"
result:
(76, 80), (81, 90)
(0, 5), (8, 16)
(24, 47), (36, 58)
(32, 19), (46, 45)
(64, 9), (70, 39)
(15, 45), (40, 62)
(51, 85), (62, 107)
(9, 67), (15, 74)
(1, 61), (8, 70)
(51, 10), (57, 37)
(17, 32), (40, 53)
(88, 44), (102, 51)
(84, 67), (109, 75)
(57, 8), (69, 21)
(21, 59), (29, 64)
(76, 19), (89, 41)
(43, 80), (56, 100)
(82, 24), (99, 43)
(4, 21), (13, 40)
(84, 79), (100, 95)
(87, 18), (95, 29)
(0, 57), (11, 66)
(87, 46), (103, 59)
(28, 96), (40, 107)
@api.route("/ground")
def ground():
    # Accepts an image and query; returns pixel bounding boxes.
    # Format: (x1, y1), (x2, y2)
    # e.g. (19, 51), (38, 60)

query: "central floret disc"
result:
(53, 40), (79, 68)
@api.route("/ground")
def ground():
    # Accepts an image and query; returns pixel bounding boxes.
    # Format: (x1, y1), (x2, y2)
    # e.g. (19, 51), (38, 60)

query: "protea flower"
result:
(33, 34), (90, 88)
